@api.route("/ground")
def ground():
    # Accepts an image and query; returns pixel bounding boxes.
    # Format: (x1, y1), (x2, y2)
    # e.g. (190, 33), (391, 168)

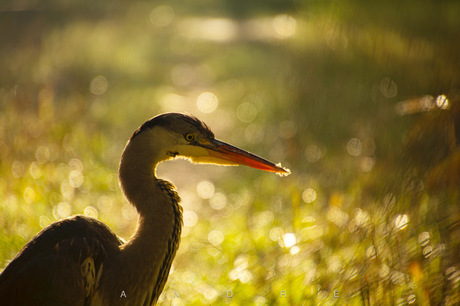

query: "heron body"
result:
(0, 113), (289, 305)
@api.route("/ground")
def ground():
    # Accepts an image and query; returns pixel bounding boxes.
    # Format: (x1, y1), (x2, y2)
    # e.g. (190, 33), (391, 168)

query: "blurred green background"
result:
(1, 0), (459, 305)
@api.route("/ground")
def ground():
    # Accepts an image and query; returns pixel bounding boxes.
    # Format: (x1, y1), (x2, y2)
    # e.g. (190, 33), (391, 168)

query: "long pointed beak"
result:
(198, 139), (290, 175)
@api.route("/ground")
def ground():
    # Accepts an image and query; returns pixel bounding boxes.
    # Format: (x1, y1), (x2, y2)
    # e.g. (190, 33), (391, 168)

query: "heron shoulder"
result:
(0, 215), (122, 283)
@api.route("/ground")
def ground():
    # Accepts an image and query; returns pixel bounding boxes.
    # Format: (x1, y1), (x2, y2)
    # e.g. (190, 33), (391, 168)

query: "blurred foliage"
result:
(1, 0), (460, 305)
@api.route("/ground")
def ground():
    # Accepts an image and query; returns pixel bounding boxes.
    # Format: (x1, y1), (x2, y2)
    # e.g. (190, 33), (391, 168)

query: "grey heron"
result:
(0, 112), (289, 305)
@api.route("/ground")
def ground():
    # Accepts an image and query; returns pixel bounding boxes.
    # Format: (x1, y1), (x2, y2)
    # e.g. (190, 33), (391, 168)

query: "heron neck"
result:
(115, 138), (182, 303)
(118, 137), (181, 255)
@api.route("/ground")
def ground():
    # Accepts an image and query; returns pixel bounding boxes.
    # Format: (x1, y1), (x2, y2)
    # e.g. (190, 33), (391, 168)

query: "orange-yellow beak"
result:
(196, 138), (290, 175)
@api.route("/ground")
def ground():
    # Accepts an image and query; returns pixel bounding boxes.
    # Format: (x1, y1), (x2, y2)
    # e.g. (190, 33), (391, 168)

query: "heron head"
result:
(131, 113), (290, 175)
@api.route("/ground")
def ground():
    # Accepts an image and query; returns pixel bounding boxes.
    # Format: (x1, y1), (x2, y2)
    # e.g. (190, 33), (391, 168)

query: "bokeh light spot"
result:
(380, 77), (397, 98)
(35, 146), (51, 164)
(234, 255), (249, 270)
(436, 94), (449, 109)
(69, 158), (84, 172)
(149, 5), (174, 27)
(360, 157), (375, 172)
(379, 264), (390, 279)
(254, 296), (267, 305)
(328, 206), (349, 227)
(254, 211), (274, 227)
(422, 245), (432, 258)
(302, 188), (317, 203)
(236, 102), (258, 123)
(354, 208), (370, 227)
(56, 202), (71, 218)
(39, 215), (51, 228)
(229, 255), (253, 283)
(209, 192), (227, 210)
(12, 161), (25, 178)
(347, 138), (362, 156)
(290, 246), (300, 255)
(208, 230), (224, 246)
(29, 162), (43, 179)
(327, 256), (342, 273)
(197, 180), (215, 199)
(197, 91), (218, 113)
(281, 233), (297, 248)
(90, 75), (108, 95)
(305, 145), (325, 162)
(239, 270), (253, 283)
(394, 214), (409, 231)
(23, 187), (36, 204)
(418, 232), (430, 246)
(366, 246), (376, 259)
(269, 227), (284, 242)
(69, 170), (84, 188)
(273, 14), (297, 38)
(84, 206), (99, 219)
(203, 286), (218, 302)
(122, 203), (137, 220)
(301, 216), (316, 226)
(183, 210), (198, 227)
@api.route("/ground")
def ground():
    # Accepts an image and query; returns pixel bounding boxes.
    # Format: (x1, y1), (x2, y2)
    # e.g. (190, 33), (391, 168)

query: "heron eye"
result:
(185, 133), (195, 142)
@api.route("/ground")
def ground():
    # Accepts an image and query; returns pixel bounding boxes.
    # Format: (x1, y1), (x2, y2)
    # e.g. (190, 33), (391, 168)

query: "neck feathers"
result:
(150, 179), (183, 304)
